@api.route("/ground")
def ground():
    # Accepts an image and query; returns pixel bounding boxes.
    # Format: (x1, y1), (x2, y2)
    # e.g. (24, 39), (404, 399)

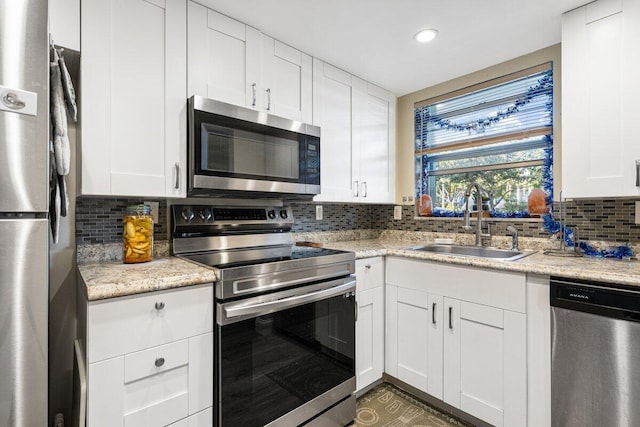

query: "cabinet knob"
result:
(365, 264), (371, 269)
(155, 357), (165, 367)
(155, 301), (165, 310)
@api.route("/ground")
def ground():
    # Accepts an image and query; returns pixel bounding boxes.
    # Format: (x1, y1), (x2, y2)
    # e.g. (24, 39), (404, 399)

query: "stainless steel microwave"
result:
(187, 96), (320, 198)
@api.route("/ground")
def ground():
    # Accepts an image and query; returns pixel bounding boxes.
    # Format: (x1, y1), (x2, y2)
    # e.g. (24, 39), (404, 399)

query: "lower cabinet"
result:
(385, 257), (527, 427)
(443, 298), (526, 427)
(168, 408), (213, 427)
(385, 285), (443, 398)
(81, 284), (214, 427)
(355, 257), (385, 392)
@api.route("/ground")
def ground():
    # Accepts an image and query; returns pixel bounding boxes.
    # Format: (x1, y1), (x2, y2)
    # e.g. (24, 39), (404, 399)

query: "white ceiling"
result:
(196, 0), (589, 96)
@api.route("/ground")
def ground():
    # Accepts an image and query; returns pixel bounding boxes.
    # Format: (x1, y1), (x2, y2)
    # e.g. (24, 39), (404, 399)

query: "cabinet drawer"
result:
(87, 285), (213, 363)
(168, 407), (213, 427)
(125, 339), (188, 383)
(356, 257), (384, 291)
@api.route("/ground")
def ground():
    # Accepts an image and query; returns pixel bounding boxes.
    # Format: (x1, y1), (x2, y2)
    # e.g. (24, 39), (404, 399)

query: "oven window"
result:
(201, 122), (300, 180)
(218, 294), (355, 427)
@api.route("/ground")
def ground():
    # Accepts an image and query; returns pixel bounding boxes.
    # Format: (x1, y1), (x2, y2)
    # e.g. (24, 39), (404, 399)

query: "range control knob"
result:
(279, 210), (288, 219)
(198, 209), (212, 221)
(181, 209), (195, 222)
(267, 209), (276, 219)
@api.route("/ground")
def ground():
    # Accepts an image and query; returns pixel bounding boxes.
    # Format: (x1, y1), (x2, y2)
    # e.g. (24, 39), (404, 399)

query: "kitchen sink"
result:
(403, 244), (535, 261)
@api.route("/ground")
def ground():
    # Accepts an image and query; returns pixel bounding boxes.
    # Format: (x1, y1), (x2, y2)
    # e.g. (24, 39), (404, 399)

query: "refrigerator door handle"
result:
(2, 91), (26, 109)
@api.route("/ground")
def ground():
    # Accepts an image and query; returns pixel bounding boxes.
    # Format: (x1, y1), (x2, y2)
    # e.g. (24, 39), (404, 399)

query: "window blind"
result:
(415, 63), (553, 215)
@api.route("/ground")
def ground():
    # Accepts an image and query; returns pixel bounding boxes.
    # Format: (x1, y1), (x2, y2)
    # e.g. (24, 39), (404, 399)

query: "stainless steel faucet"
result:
(506, 225), (519, 251)
(462, 182), (490, 246)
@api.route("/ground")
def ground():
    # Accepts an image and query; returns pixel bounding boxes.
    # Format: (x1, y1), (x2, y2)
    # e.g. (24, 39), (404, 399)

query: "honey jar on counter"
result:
(123, 204), (153, 263)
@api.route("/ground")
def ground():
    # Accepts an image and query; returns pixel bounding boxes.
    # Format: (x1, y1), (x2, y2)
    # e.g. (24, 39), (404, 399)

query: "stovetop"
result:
(171, 204), (355, 300)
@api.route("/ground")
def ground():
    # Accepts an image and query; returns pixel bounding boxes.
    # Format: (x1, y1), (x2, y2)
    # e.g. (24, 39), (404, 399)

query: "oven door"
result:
(216, 277), (356, 427)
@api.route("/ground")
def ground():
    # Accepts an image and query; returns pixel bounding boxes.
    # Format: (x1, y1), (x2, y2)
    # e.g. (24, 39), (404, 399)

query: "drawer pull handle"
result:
(155, 357), (165, 367)
(155, 302), (165, 310)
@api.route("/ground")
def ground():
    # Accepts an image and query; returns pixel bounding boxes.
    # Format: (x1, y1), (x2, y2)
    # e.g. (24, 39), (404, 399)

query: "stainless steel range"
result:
(172, 204), (356, 427)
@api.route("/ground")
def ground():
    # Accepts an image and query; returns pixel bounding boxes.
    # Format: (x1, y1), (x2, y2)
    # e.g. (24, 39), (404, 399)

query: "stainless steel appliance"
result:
(0, 0), (49, 425)
(551, 277), (640, 427)
(187, 95), (320, 198)
(172, 204), (356, 427)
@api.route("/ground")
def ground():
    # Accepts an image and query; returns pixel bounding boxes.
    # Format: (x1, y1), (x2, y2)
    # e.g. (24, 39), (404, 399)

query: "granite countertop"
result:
(319, 238), (640, 287)
(78, 257), (219, 301)
(77, 230), (640, 301)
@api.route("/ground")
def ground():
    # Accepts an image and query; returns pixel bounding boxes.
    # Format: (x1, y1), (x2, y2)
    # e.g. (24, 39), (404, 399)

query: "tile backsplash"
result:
(76, 198), (640, 245)
(76, 198), (168, 245)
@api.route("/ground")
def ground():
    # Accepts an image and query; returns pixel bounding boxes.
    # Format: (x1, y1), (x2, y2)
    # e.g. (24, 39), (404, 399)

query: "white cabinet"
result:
(312, 60), (354, 202)
(81, 0), (186, 197)
(355, 257), (384, 392)
(50, 0), (80, 51)
(313, 59), (396, 203)
(187, 3), (248, 107)
(385, 285), (443, 398)
(187, 1), (311, 122)
(385, 257), (527, 427)
(258, 32), (313, 123)
(82, 285), (214, 427)
(443, 299), (526, 427)
(352, 77), (396, 204)
(562, 0), (640, 198)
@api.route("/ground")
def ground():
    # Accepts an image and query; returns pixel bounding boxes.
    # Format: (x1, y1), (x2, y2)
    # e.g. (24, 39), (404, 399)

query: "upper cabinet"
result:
(187, 1), (312, 123)
(80, 0), (187, 198)
(352, 77), (396, 204)
(50, 0), (80, 51)
(562, 0), (640, 198)
(313, 59), (396, 204)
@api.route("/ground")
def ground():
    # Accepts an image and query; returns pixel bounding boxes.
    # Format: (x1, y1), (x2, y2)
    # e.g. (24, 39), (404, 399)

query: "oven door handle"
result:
(221, 279), (356, 322)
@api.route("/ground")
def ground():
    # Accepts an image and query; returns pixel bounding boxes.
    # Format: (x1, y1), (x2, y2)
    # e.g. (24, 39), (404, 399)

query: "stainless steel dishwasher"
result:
(551, 276), (640, 427)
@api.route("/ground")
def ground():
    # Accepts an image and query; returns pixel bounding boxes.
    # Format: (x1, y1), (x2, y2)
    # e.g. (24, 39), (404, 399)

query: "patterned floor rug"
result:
(355, 383), (472, 427)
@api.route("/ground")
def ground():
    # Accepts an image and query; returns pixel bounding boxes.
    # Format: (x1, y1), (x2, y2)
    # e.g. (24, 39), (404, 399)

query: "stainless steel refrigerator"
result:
(0, 0), (50, 425)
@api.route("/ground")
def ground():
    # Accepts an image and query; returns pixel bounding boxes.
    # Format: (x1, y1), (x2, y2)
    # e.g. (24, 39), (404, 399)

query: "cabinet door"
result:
(444, 299), (526, 427)
(562, 0), (640, 198)
(386, 285), (441, 392)
(50, 0), (80, 50)
(312, 59), (354, 202)
(188, 332), (213, 415)
(187, 2), (247, 106)
(81, 0), (186, 197)
(356, 286), (384, 391)
(352, 77), (396, 203)
(88, 357), (125, 427)
(261, 37), (312, 122)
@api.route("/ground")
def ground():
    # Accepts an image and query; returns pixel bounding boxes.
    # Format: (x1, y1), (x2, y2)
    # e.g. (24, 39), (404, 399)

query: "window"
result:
(415, 63), (553, 217)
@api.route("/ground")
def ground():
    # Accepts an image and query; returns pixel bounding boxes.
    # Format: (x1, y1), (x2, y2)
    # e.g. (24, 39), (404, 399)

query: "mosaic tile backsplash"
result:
(76, 198), (640, 245)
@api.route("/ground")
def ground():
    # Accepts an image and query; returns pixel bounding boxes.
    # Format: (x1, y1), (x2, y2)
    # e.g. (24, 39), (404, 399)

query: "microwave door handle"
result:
(222, 280), (355, 320)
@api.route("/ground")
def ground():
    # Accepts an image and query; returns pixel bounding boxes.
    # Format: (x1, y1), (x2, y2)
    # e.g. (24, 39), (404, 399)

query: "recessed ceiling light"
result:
(414, 29), (438, 43)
